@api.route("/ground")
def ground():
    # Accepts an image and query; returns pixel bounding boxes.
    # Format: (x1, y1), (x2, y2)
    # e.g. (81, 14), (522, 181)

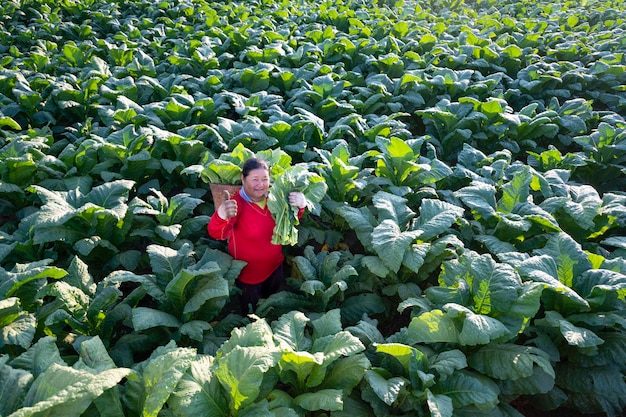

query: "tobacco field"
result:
(1, 0), (625, 416)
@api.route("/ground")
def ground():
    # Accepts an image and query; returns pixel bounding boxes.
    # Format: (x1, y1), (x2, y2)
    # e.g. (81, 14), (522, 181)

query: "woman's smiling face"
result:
(241, 167), (270, 201)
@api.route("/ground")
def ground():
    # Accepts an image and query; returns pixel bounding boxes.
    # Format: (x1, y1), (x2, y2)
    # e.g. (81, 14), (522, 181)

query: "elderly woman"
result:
(208, 157), (305, 314)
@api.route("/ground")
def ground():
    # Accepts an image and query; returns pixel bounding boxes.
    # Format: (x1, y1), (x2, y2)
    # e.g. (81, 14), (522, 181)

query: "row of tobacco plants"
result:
(1, 0), (625, 415)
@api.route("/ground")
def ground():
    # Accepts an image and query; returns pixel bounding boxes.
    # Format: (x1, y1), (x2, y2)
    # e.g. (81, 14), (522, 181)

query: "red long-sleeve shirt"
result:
(207, 190), (303, 285)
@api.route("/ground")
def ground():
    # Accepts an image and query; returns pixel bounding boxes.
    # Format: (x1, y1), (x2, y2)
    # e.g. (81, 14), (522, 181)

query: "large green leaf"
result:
(562, 184), (603, 231)
(408, 310), (460, 345)
(293, 388), (343, 411)
(193, 248), (246, 283)
(129, 342), (196, 417)
(147, 243), (195, 287)
(319, 353), (370, 394)
(325, 397), (372, 417)
(439, 252), (521, 315)
(372, 191), (415, 226)
(427, 389), (453, 417)
(167, 355), (229, 417)
(0, 297), (21, 328)
(416, 199), (464, 241)
(573, 269), (626, 310)
(516, 255), (589, 311)
(451, 307), (511, 346)
(215, 346), (278, 412)
(497, 165), (531, 213)
(13, 364), (129, 417)
(433, 370), (499, 411)
(340, 293), (386, 324)
(280, 350), (323, 388)
(0, 261), (67, 299)
(373, 136), (419, 186)
(272, 310), (312, 352)
(83, 180), (135, 218)
(372, 220), (421, 273)
(310, 330), (365, 369)
(0, 356), (32, 416)
(429, 349), (467, 379)
(24, 181), (133, 246)
(512, 202), (562, 232)
(101, 270), (165, 304)
(179, 321), (211, 342)
(468, 344), (554, 381)
(542, 310), (604, 349)
(0, 312), (35, 350)
(334, 205), (376, 251)
(40, 281), (90, 321)
(164, 264), (220, 314)
(310, 308), (343, 340)
(455, 182), (497, 220)
(9, 336), (65, 378)
(499, 366), (556, 396)
(0, 115), (21, 130)
(374, 343), (426, 372)
(556, 362), (626, 415)
(534, 233), (592, 288)
(131, 307), (181, 331)
(183, 273), (230, 316)
(497, 281), (545, 335)
(64, 256), (95, 296)
(363, 370), (406, 406)
(74, 336), (118, 373)
(217, 318), (276, 357)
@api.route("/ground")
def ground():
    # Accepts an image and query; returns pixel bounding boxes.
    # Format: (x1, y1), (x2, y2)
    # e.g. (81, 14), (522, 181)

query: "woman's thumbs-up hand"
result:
(217, 190), (238, 219)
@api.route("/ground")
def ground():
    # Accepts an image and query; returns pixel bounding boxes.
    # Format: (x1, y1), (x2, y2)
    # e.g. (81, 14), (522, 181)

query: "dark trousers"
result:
(236, 264), (283, 314)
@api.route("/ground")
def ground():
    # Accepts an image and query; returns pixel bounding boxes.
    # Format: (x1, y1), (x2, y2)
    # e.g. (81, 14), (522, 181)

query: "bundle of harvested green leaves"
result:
(268, 164), (327, 245)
